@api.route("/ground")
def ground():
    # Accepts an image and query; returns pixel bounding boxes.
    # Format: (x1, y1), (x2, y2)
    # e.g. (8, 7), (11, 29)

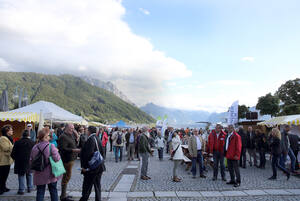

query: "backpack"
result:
(31, 144), (49, 172)
(116, 133), (122, 145)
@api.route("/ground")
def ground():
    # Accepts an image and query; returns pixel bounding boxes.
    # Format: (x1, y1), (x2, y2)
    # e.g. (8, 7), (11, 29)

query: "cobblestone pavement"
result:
(6, 147), (128, 192)
(134, 152), (300, 191)
(128, 196), (300, 201)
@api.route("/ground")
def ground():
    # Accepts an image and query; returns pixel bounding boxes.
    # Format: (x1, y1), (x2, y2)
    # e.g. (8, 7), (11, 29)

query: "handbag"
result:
(171, 144), (180, 158)
(49, 144), (66, 177)
(88, 136), (104, 170)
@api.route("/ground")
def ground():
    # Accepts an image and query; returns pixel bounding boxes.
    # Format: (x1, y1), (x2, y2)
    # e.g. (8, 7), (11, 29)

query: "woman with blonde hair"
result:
(269, 128), (290, 180)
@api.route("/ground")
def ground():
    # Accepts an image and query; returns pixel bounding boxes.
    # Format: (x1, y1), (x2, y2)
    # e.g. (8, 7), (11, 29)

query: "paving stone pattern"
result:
(134, 153), (300, 191)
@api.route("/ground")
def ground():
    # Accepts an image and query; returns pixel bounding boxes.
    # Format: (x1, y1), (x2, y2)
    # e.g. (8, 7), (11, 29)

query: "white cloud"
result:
(139, 8), (150, 15)
(166, 82), (177, 86)
(208, 80), (253, 86)
(241, 56), (255, 62)
(0, 57), (11, 71)
(0, 0), (191, 106)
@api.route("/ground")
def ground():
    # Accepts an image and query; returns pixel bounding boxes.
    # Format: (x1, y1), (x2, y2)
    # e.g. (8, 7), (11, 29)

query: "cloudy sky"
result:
(0, 0), (299, 112)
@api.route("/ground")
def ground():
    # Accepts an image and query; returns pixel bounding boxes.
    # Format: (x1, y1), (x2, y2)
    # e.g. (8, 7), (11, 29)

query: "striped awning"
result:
(0, 112), (39, 122)
(258, 114), (300, 127)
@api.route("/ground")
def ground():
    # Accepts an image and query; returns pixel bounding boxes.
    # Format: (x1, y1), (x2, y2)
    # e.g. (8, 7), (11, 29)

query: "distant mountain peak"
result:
(81, 76), (136, 106)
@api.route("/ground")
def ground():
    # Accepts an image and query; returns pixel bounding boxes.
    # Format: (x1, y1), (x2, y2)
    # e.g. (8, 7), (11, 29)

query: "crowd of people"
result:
(0, 122), (299, 201)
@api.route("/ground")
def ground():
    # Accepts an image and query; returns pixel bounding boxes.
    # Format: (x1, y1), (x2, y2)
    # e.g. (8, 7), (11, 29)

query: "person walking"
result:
(125, 128), (136, 161)
(171, 131), (184, 182)
(98, 128), (108, 160)
(268, 128), (290, 180)
(111, 128), (125, 163)
(188, 129), (206, 179)
(11, 130), (35, 195)
(30, 129), (62, 201)
(280, 125), (296, 173)
(208, 124), (226, 181)
(288, 133), (300, 170)
(156, 131), (164, 161)
(224, 125), (242, 187)
(246, 126), (257, 167)
(0, 125), (14, 195)
(58, 123), (81, 201)
(139, 127), (152, 180)
(79, 126), (105, 201)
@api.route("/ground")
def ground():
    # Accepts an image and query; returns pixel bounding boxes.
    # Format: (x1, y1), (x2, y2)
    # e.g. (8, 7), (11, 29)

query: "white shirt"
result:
(226, 132), (233, 151)
(216, 132), (220, 139)
(196, 135), (202, 150)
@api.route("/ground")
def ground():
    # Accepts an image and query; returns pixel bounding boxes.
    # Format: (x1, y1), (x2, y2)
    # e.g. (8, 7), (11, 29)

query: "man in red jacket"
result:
(224, 125), (242, 187)
(208, 124), (227, 181)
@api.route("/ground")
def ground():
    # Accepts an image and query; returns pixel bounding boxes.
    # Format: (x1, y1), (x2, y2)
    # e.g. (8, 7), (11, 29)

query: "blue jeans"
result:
(18, 173), (33, 192)
(158, 148), (164, 159)
(114, 146), (123, 162)
(36, 182), (58, 201)
(191, 150), (204, 176)
(280, 148), (296, 171)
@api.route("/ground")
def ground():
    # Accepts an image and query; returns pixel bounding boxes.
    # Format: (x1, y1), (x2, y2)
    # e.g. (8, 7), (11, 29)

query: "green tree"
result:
(238, 105), (249, 119)
(276, 78), (300, 105)
(280, 104), (300, 115)
(256, 93), (280, 117)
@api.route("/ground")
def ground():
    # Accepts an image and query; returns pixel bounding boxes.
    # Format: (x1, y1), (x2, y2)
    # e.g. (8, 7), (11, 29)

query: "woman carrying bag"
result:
(171, 131), (184, 182)
(30, 129), (63, 201)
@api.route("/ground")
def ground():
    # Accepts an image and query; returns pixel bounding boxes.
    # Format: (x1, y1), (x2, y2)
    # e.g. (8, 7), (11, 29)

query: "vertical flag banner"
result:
(227, 100), (239, 125)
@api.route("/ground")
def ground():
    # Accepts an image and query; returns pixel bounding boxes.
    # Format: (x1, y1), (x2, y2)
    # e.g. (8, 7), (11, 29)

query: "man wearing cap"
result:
(26, 124), (36, 142)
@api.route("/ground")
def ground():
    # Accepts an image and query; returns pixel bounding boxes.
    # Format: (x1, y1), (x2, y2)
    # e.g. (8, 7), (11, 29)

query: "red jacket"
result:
(208, 130), (227, 154)
(97, 132), (108, 147)
(225, 132), (242, 160)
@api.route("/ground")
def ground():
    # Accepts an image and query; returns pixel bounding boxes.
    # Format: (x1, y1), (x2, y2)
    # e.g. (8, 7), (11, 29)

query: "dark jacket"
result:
(256, 134), (268, 151)
(269, 137), (282, 156)
(79, 133), (88, 149)
(80, 134), (105, 175)
(125, 132), (136, 145)
(138, 133), (151, 154)
(11, 137), (35, 175)
(238, 129), (248, 149)
(288, 134), (299, 152)
(281, 131), (290, 154)
(246, 131), (257, 149)
(58, 133), (77, 163)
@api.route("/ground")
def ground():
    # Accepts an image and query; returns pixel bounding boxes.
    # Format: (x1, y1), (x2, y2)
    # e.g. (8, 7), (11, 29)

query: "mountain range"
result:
(140, 103), (227, 127)
(0, 72), (154, 124)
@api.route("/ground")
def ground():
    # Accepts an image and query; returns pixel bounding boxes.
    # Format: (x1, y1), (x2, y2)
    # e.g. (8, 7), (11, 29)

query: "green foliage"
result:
(256, 93), (280, 117)
(280, 104), (300, 115)
(276, 78), (300, 105)
(238, 105), (249, 119)
(0, 72), (155, 124)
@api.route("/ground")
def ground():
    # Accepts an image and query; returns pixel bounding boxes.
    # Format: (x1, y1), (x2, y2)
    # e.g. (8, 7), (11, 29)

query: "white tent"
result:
(9, 101), (86, 124)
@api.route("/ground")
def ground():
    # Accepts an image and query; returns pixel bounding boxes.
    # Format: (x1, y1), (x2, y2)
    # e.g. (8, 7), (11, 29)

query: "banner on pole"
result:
(227, 100), (239, 125)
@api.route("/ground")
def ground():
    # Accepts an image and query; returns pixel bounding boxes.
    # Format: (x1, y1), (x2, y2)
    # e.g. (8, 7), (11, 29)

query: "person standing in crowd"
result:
(246, 126), (257, 167)
(30, 129), (62, 201)
(288, 132), (300, 171)
(11, 130), (35, 195)
(188, 129), (206, 179)
(256, 129), (267, 169)
(98, 128), (108, 159)
(111, 127), (125, 163)
(269, 128), (290, 180)
(79, 126), (106, 201)
(238, 127), (248, 169)
(171, 131), (184, 182)
(58, 123), (81, 201)
(125, 128), (136, 161)
(139, 127), (152, 180)
(156, 131), (164, 161)
(208, 124), (226, 181)
(135, 129), (142, 161)
(108, 129), (114, 152)
(168, 128), (174, 158)
(47, 126), (58, 148)
(56, 123), (65, 138)
(27, 123), (36, 142)
(224, 125), (242, 187)
(280, 125), (296, 173)
(0, 125), (14, 195)
(78, 126), (88, 150)
(164, 128), (170, 154)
